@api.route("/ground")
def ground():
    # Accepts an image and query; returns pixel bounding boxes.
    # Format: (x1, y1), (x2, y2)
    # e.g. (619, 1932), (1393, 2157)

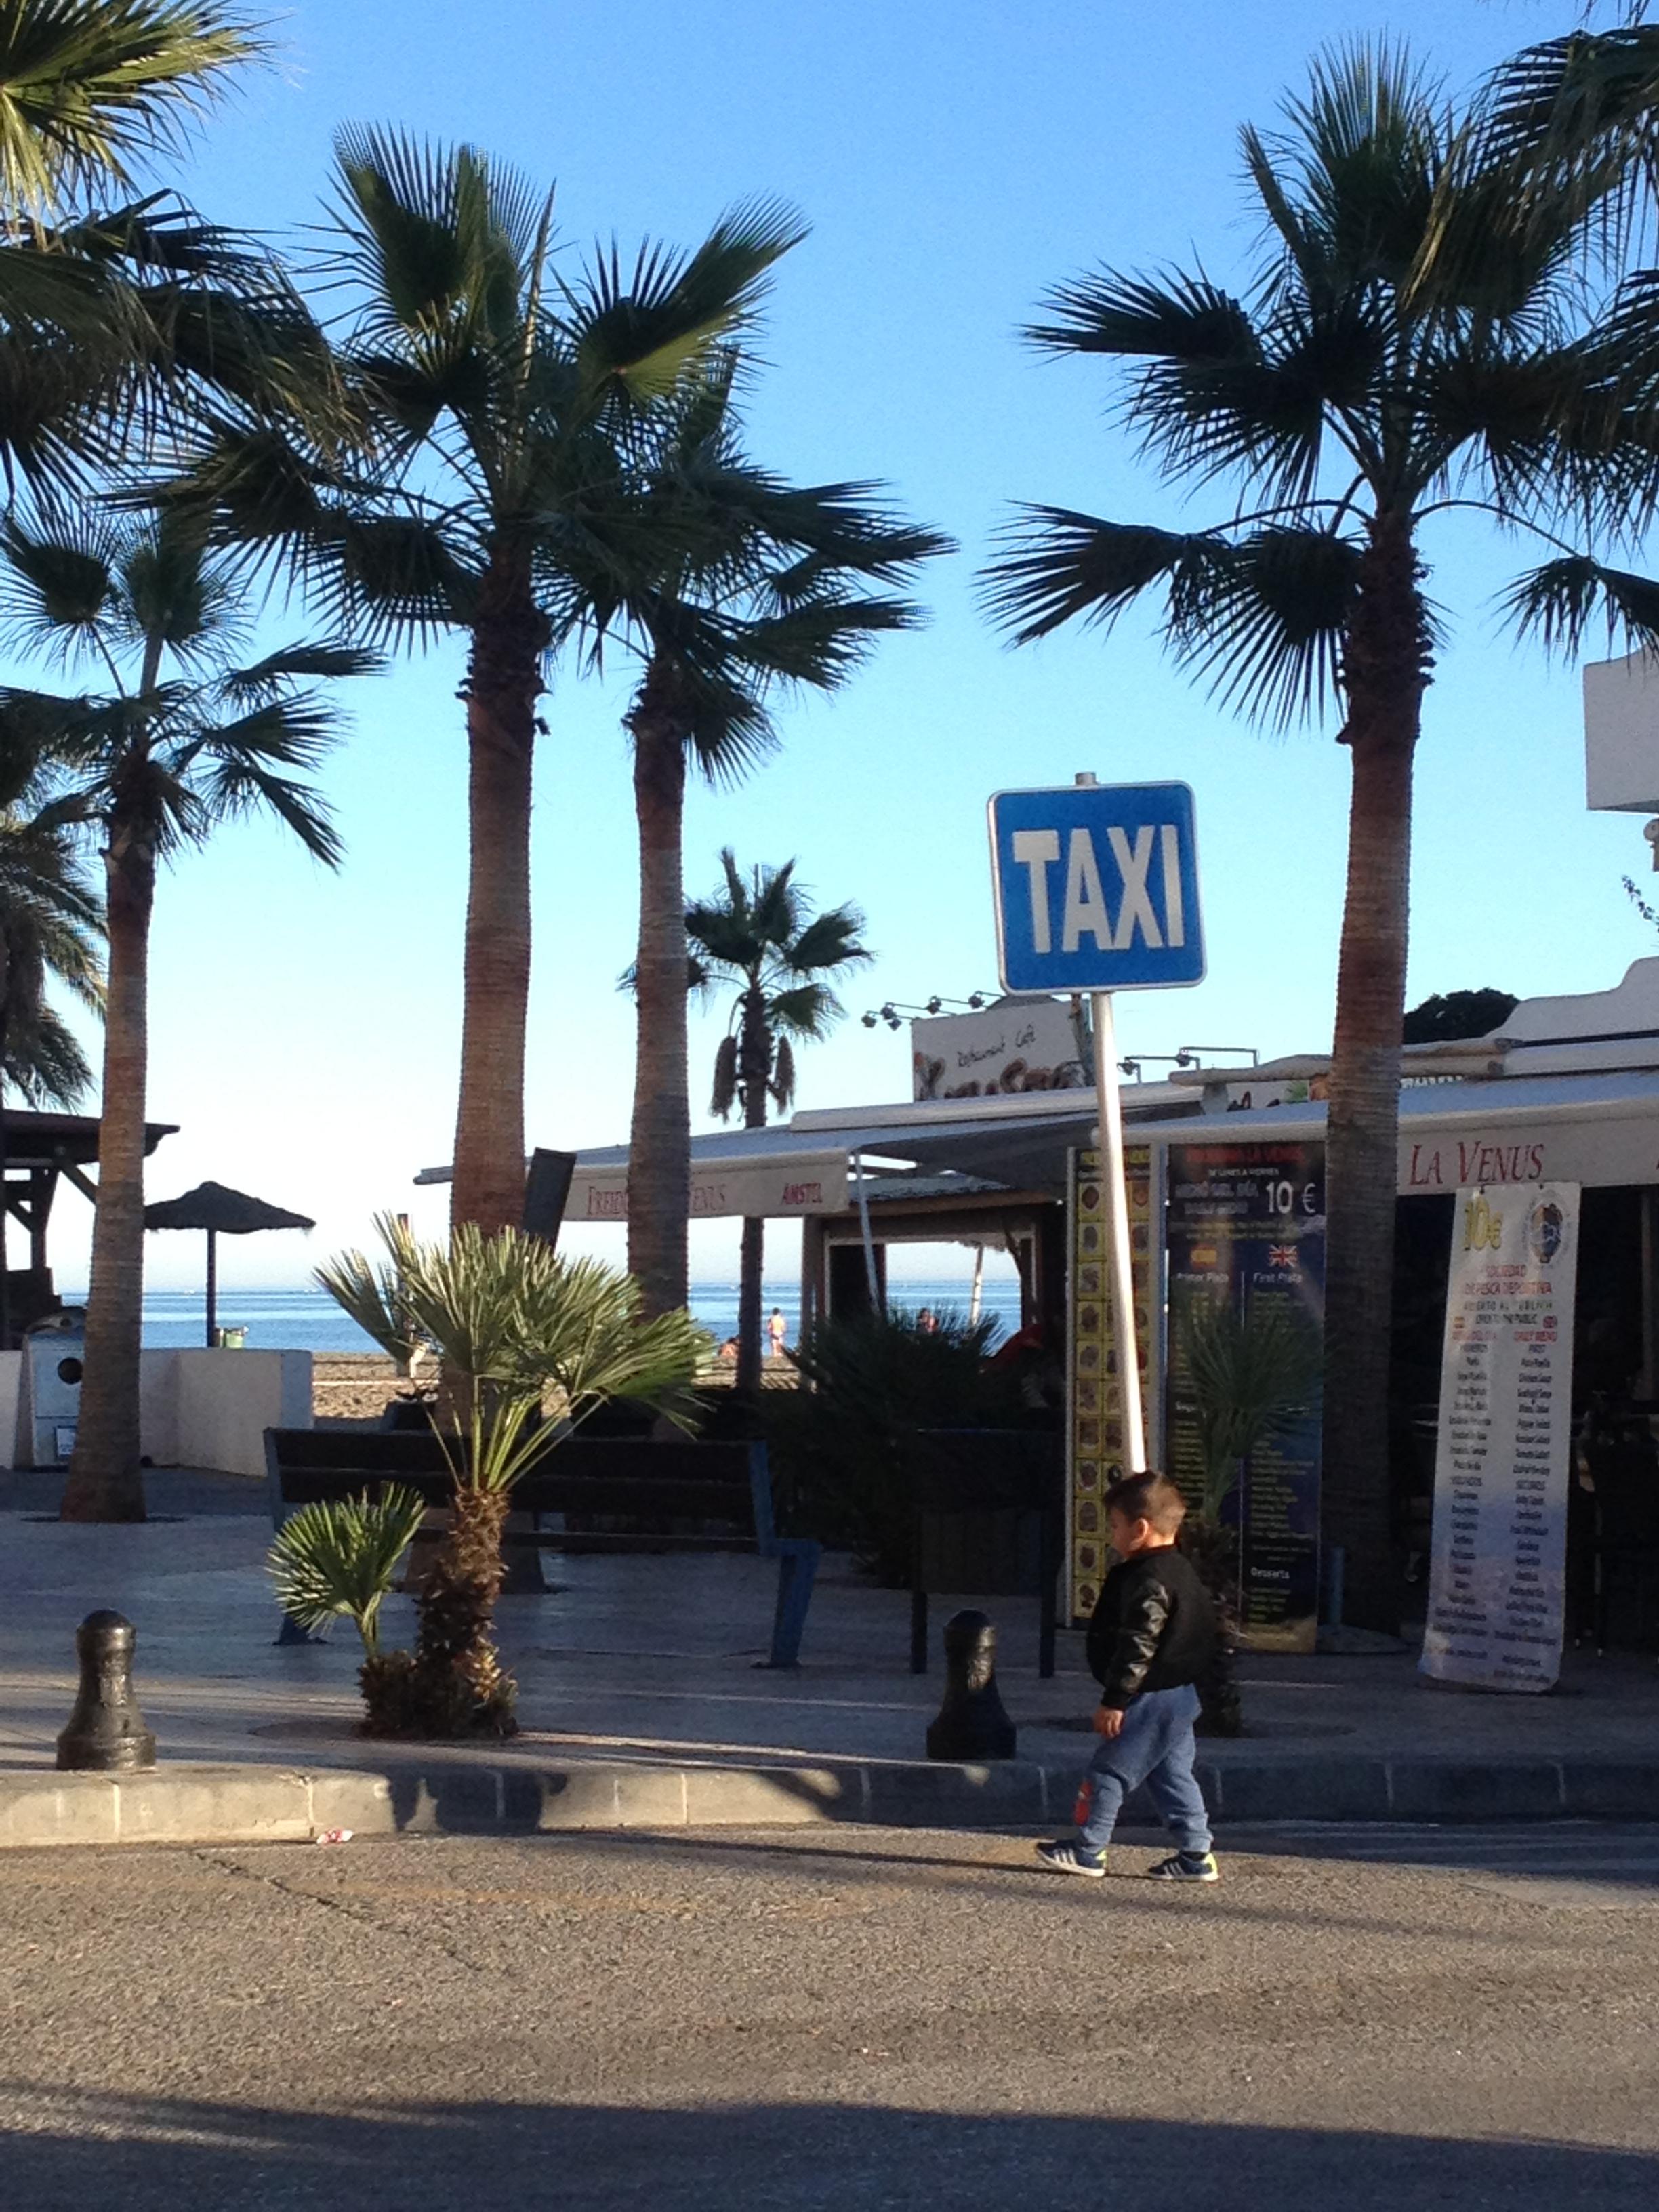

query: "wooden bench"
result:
(265, 1427), (820, 1668)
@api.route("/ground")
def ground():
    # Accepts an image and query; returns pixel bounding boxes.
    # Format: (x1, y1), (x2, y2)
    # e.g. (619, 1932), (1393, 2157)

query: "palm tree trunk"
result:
(626, 674), (690, 1315)
(407, 1483), (518, 1736)
(452, 544), (548, 1235)
(0, 969), (10, 1353)
(60, 813), (153, 1522)
(735, 989), (771, 1393)
(1320, 516), (1432, 1629)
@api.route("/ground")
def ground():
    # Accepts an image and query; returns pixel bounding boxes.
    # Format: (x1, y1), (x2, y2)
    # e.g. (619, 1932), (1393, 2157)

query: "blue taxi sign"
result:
(988, 781), (1204, 994)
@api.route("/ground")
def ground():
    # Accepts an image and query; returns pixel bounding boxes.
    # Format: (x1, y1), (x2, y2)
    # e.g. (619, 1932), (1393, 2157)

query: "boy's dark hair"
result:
(1104, 1471), (1187, 1536)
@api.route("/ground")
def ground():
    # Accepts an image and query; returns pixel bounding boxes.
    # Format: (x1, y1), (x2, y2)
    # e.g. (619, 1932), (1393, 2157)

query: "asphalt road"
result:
(3, 1821), (1659, 2209)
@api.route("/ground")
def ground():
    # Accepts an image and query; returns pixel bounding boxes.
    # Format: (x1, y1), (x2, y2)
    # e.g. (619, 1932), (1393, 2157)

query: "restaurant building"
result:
(473, 957), (1659, 1647)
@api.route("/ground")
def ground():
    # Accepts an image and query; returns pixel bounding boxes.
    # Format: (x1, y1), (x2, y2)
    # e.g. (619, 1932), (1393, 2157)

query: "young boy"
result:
(1037, 1471), (1219, 1882)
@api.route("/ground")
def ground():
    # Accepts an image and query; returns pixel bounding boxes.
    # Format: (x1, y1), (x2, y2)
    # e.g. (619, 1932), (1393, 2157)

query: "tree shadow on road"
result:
(2, 2091), (1652, 2211)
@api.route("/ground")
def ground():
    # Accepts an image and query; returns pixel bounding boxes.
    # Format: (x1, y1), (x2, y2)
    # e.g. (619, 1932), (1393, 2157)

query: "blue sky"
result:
(37, 0), (1659, 1290)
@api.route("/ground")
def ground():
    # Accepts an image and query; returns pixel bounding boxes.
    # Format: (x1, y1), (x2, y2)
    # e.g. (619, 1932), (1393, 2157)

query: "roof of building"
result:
(1, 1110), (176, 1172)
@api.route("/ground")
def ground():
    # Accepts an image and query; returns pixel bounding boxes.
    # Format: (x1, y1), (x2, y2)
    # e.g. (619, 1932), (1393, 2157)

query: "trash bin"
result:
(26, 1309), (85, 1466)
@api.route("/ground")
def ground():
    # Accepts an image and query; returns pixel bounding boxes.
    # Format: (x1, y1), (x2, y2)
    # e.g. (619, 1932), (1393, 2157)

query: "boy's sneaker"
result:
(1034, 1841), (1106, 1879)
(1147, 1850), (1219, 1883)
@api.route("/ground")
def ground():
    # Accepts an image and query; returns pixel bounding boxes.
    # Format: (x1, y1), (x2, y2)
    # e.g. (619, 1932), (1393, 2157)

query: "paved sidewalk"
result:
(3, 1471), (1658, 1843)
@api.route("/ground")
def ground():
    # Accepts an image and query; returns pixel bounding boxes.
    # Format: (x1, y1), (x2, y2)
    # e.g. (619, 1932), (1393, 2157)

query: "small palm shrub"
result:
(762, 1306), (998, 1582)
(317, 1216), (708, 1738)
(268, 1487), (428, 1655)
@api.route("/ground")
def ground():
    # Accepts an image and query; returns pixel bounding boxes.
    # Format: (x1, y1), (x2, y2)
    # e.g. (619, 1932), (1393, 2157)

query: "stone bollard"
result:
(925, 1608), (1017, 1762)
(56, 1611), (157, 1772)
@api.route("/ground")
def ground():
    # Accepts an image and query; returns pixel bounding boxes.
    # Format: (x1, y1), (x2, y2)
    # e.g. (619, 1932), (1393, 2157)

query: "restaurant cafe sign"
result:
(569, 1153), (851, 1222)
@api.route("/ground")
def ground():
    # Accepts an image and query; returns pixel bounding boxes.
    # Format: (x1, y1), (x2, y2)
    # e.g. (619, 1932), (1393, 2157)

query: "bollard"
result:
(925, 1608), (1017, 1762)
(56, 1610), (157, 1772)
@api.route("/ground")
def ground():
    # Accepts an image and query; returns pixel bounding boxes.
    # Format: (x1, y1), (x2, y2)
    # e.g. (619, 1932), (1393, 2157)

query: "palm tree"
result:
(184, 133), (805, 1240)
(0, 508), (375, 1520)
(319, 1216), (708, 1737)
(687, 850), (871, 1391)
(577, 365), (943, 1316)
(0, 772), (101, 1105)
(0, 762), (102, 1345)
(985, 42), (1659, 1625)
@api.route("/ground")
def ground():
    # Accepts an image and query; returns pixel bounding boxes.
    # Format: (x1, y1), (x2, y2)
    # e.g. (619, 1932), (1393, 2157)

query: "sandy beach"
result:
(309, 1351), (794, 1425)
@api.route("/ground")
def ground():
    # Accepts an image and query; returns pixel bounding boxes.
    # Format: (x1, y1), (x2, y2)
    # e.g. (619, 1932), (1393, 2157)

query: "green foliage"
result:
(0, 508), (373, 867)
(762, 1305), (999, 1582)
(317, 1215), (712, 1494)
(1178, 1298), (1323, 1523)
(190, 129), (808, 656)
(0, 779), (101, 1105)
(1401, 989), (1518, 1044)
(0, 2), (264, 216)
(588, 365), (947, 790)
(267, 1486), (426, 1656)
(985, 38), (1659, 706)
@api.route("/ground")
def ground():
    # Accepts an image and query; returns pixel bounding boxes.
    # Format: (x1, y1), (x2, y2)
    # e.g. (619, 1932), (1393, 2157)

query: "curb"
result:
(6, 1753), (1659, 1849)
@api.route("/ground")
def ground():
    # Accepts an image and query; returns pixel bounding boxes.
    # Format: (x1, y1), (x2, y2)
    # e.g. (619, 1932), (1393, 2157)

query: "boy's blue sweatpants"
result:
(1078, 1683), (1212, 1858)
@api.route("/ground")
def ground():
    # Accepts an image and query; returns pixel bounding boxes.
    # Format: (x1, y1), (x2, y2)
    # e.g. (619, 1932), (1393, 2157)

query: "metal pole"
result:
(1090, 988), (1146, 1475)
(205, 1227), (217, 1348)
(1075, 770), (1146, 1475)
(853, 1151), (882, 1311)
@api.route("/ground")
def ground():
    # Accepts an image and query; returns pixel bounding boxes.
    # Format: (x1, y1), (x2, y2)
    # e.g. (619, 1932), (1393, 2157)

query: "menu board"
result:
(1420, 1183), (1580, 1693)
(1164, 1142), (1325, 1653)
(1067, 1145), (1156, 1622)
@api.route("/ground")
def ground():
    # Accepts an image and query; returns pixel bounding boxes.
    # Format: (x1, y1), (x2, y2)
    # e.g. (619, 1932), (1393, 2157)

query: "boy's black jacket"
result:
(1086, 1547), (1216, 1708)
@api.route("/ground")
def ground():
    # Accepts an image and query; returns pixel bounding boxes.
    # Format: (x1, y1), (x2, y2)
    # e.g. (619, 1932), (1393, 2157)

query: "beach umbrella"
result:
(143, 1181), (315, 1346)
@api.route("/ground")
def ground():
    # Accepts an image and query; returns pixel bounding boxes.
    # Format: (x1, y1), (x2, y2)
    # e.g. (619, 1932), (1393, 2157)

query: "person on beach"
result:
(767, 1308), (787, 1360)
(1037, 1471), (1220, 1883)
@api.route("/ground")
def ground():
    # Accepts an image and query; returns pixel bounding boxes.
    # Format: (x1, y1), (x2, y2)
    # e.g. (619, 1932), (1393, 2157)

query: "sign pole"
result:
(1089, 985), (1146, 1477)
(1074, 771), (1147, 1476)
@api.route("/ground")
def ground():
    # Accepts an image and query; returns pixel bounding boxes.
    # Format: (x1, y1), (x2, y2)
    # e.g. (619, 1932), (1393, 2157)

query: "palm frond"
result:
(1179, 1298), (1322, 1520)
(0, 514), (124, 659)
(222, 639), (383, 701)
(571, 197), (805, 401)
(0, 1), (266, 214)
(266, 1487), (427, 1654)
(766, 981), (841, 1040)
(319, 1218), (710, 1492)
(173, 692), (345, 863)
(1027, 266), (1256, 361)
(769, 1033), (794, 1111)
(1500, 552), (1659, 656)
(709, 1030), (738, 1120)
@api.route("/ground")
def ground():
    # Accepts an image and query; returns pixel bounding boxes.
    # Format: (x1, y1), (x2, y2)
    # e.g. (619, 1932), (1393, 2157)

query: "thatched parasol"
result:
(143, 1181), (315, 1347)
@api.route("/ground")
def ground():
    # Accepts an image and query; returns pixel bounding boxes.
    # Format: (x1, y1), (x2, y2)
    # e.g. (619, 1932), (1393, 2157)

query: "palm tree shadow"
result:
(0, 2089), (1652, 2209)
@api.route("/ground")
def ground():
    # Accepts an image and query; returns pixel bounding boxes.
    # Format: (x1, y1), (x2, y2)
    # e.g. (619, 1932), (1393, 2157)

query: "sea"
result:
(60, 1277), (1027, 1354)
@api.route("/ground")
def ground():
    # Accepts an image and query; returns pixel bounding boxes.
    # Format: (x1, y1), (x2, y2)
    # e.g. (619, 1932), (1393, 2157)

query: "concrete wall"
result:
(7, 1347), (312, 1475)
(0, 1351), (20, 1467)
(171, 1350), (312, 1477)
(138, 1349), (179, 1467)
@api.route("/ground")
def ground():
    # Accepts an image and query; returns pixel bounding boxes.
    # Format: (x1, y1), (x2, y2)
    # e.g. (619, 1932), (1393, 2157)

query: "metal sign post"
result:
(987, 772), (1204, 1483)
(1087, 978), (1146, 1473)
(1074, 771), (1145, 1472)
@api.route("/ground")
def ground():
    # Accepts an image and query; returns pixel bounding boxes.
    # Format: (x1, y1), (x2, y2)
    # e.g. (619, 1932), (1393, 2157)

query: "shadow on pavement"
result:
(1, 2091), (1652, 2210)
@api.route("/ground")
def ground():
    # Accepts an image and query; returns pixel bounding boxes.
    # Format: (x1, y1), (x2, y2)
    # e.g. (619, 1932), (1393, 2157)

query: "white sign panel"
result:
(1401, 1116), (1659, 1193)
(570, 1155), (848, 1223)
(1420, 1182), (1580, 1694)
(911, 997), (1088, 1101)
